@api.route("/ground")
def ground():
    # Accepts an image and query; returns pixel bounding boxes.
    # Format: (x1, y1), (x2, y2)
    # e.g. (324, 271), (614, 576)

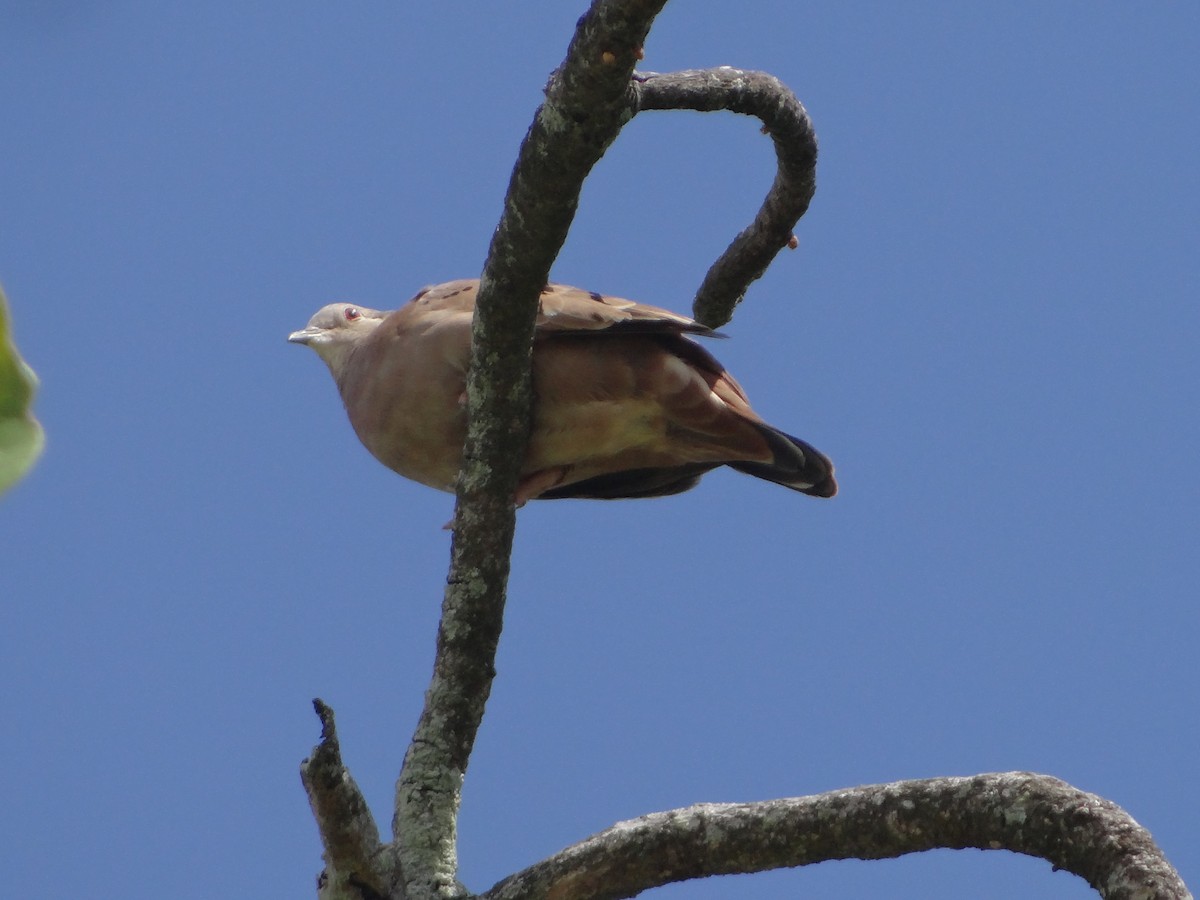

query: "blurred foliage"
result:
(0, 285), (44, 495)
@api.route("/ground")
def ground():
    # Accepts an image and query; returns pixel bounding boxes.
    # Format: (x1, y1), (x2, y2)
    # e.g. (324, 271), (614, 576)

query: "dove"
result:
(288, 279), (836, 504)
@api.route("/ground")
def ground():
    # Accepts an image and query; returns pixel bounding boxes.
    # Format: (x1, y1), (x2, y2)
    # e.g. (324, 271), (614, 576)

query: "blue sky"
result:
(3, 3), (1196, 898)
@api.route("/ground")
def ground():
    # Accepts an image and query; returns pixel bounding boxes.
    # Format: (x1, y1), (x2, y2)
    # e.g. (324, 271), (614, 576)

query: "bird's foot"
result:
(514, 467), (570, 505)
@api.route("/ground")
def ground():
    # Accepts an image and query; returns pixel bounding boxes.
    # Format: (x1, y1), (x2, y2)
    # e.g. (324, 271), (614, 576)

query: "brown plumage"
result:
(288, 279), (836, 503)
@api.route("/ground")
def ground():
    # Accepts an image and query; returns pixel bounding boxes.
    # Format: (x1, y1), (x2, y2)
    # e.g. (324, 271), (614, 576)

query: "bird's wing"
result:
(397, 276), (757, 413)
(402, 279), (716, 337)
(534, 282), (716, 337)
(532, 280), (760, 417)
(404, 279), (481, 314)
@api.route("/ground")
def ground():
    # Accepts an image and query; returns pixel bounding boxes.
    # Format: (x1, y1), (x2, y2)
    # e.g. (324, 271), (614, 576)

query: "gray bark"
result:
(485, 773), (1190, 900)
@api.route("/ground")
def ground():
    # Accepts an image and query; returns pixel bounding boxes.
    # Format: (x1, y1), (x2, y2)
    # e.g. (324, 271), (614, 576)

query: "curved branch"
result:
(484, 772), (1191, 900)
(390, 3), (668, 898)
(634, 68), (818, 328)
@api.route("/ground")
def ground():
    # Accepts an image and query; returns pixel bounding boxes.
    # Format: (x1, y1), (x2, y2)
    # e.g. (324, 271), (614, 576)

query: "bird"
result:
(288, 279), (836, 505)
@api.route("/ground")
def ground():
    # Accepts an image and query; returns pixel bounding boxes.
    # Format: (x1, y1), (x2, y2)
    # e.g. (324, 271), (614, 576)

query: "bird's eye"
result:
(344, 307), (361, 322)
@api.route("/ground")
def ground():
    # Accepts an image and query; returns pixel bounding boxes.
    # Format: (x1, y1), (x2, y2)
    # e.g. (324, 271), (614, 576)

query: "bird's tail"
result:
(730, 424), (838, 498)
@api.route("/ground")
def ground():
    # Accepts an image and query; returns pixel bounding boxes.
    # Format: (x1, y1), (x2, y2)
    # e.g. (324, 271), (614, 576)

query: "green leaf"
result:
(0, 285), (44, 496)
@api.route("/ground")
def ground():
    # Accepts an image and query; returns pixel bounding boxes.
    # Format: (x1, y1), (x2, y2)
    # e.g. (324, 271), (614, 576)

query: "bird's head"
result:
(288, 303), (388, 374)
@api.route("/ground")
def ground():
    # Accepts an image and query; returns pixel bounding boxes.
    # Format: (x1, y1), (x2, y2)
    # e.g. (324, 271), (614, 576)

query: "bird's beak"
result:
(288, 328), (317, 345)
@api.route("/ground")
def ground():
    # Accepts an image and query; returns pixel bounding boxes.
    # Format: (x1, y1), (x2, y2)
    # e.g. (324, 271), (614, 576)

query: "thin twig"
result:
(634, 67), (818, 327)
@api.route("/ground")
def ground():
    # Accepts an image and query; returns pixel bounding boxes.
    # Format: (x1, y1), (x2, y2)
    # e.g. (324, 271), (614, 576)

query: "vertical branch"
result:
(390, 3), (669, 898)
(301, 700), (393, 899)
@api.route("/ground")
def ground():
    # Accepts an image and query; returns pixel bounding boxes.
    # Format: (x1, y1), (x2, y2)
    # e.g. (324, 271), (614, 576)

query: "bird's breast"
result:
(340, 345), (468, 492)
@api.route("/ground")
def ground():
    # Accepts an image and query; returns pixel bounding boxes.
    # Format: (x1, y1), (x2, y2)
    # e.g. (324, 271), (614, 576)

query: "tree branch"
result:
(301, 700), (395, 900)
(484, 772), (1191, 900)
(634, 68), (819, 328)
(389, 3), (669, 898)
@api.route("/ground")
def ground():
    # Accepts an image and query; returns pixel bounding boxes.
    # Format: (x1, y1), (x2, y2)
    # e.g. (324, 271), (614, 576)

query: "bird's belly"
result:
(527, 399), (664, 469)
